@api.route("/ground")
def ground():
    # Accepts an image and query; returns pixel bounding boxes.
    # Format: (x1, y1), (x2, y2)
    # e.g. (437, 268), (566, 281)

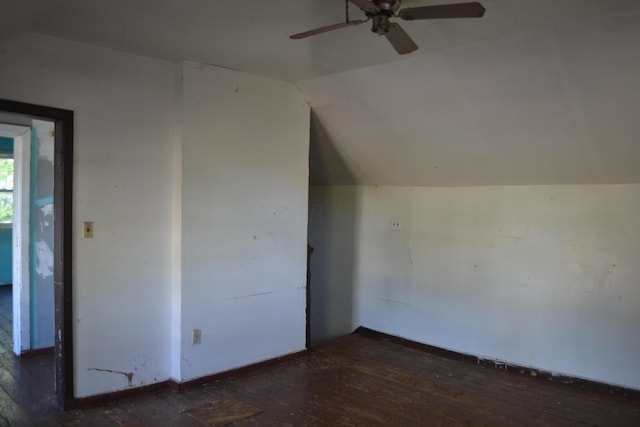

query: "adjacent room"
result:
(0, 0), (639, 424)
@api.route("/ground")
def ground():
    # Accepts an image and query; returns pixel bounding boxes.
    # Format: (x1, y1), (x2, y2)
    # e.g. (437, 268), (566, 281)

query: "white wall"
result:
(310, 184), (640, 390)
(179, 61), (310, 380)
(0, 34), (311, 397)
(0, 33), (176, 397)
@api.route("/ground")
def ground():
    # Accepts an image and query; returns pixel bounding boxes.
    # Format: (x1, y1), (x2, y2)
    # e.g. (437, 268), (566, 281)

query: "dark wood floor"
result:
(1, 285), (639, 426)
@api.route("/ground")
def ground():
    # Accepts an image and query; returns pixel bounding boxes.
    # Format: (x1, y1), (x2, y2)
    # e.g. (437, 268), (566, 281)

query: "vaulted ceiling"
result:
(4, 0), (640, 186)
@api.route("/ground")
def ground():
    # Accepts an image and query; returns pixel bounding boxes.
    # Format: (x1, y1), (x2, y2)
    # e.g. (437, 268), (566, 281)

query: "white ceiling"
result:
(4, 0), (640, 186)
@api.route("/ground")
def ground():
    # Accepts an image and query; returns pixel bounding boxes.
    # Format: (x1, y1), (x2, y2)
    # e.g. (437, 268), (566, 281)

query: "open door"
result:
(0, 98), (74, 407)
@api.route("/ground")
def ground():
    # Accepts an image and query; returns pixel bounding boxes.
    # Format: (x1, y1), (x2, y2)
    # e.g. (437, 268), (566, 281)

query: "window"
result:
(0, 157), (13, 224)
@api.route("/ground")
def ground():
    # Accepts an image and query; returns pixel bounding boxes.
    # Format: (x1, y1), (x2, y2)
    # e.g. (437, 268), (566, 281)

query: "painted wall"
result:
(0, 136), (12, 151)
(179, 61), (310, 380)
(29, 120), (55, 349)
(0, 137), (13, 285)
(0, 33), (176, 397)
(0, 33), (310, 397)
(309, 184), (640, 391)
(0, 229), (10, 284)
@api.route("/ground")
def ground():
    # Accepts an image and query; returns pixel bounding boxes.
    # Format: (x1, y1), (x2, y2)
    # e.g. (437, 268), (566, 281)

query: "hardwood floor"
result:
(0, 285), (638, 426)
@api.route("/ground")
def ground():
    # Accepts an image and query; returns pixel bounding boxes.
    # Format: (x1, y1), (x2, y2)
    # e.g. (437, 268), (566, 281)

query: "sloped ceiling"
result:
(3, 0), (640, 186)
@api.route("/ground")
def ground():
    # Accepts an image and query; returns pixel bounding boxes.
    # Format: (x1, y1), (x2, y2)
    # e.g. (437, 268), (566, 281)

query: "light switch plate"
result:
(192, 329), (202, 345)
(83, 221), (93, 238)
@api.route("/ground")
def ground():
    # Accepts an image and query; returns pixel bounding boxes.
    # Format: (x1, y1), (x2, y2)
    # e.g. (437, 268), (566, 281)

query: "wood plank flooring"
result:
(1, 285), (639, 426)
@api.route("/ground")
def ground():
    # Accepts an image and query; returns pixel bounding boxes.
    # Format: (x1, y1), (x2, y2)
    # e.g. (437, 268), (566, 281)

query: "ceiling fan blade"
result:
(349, 0), (380, 14)
(399, 2), (485, 20)
(290, 20), (366, 39)
(385, 23), (419, 55)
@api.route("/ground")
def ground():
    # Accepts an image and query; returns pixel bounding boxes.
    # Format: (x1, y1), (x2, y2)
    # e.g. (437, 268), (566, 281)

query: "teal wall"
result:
(0, 136), (13, 153)
(0, 229), (11, 284)
(0, 137), (13, 283)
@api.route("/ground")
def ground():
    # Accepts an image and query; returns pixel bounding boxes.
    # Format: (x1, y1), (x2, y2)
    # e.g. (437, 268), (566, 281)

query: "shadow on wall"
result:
(307, 111), (359, 345)
(308, 111), (360, 186)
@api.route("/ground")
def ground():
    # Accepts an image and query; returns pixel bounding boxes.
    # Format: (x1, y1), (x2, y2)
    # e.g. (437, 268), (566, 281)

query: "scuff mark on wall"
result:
(231, 291), (273, 301)
(376, 298), (409, 306)
(88, 368), (134, 387)
(492, 233), (526, 241)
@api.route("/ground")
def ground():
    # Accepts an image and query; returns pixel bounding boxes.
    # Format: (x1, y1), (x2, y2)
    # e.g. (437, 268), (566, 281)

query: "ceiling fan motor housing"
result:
(368, 0), (401, 34)
(372, 0), (402, 14)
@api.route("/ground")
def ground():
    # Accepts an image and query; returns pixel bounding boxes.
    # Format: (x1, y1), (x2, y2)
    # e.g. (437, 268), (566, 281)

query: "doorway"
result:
(0, 98), (73, 407)
(307, 112), (358, 347)
(1, 121), (59, 355)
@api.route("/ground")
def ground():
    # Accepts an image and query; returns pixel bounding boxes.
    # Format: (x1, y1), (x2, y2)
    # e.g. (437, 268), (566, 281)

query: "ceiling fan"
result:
(290, 0), (486, 55)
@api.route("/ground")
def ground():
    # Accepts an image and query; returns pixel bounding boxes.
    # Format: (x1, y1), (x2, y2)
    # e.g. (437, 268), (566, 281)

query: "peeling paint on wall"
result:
(38, 133), (54, 162)
(29, 119), (55, 349)
(35, 240), (53, 278)
(40, 203), (53, 226)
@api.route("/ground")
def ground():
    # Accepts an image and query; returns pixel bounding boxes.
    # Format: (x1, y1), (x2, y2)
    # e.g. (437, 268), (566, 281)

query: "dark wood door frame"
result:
(0, 98), (74, 408)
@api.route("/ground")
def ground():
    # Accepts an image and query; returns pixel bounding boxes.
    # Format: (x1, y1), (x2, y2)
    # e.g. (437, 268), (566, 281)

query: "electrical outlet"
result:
(192, 329), (201, 345)
(391, 218), (402, 230)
